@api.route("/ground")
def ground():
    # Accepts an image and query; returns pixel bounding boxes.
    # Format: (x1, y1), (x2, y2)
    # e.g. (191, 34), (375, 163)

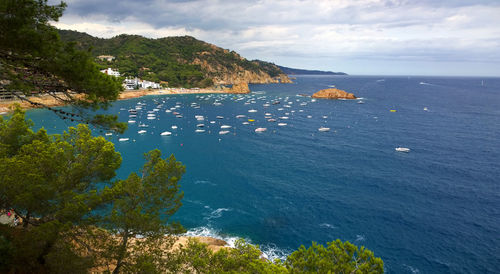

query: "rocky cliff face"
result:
(311, 88), (356, 99)
(227, 82), (250, 94)
(191, 56), (291, 85)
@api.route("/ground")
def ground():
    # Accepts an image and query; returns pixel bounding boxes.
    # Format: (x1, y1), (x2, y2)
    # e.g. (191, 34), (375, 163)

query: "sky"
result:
(50, 0), (500, 76)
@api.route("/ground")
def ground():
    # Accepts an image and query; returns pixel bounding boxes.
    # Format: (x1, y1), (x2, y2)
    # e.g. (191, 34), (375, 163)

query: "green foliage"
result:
(285, 239), (384, 273)
(0, 108), (185, 273)
(0, 0), (125, 132)
(100, 150), (185, 273)
(59, 30), (287, 87)
(174, 238), (288, 274)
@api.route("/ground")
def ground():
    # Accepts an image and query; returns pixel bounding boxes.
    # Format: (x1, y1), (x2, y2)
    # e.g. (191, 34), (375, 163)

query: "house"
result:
(97, 55), (115, 62)
(123, 77), (161, 90)
(100, 68), (120, 77)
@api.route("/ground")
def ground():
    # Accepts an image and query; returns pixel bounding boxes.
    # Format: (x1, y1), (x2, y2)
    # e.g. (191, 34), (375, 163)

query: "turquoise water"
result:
(27, 76), (500, 273)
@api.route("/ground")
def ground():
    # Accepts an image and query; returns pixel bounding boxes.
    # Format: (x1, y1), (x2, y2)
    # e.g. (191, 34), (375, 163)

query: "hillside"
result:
(277, 65), (347, 75)
(59, 30), (292, 88)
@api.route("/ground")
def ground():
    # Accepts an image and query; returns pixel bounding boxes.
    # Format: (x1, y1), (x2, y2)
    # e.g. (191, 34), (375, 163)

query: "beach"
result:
(0, 88), (231, 114)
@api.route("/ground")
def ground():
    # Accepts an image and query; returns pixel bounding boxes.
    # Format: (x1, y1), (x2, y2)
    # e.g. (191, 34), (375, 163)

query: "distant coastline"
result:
(277, 65), (347, 76)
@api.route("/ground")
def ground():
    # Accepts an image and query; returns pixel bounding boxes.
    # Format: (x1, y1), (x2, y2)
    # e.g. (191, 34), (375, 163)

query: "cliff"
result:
(228, 82), (251, 94)
(59, 30), (291, 87)
(311, 88), (356, 99)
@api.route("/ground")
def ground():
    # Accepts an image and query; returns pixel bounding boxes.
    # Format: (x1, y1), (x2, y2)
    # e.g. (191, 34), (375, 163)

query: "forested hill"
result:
(277, 65), (347, 75)
(59, 29), (291, 88)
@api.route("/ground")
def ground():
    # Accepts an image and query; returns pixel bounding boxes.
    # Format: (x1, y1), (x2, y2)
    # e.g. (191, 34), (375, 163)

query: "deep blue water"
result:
(26, 76), (500, 273)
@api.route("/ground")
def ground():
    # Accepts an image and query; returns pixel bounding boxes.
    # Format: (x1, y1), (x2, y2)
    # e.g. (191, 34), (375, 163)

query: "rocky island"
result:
(312, 88), (356, 99)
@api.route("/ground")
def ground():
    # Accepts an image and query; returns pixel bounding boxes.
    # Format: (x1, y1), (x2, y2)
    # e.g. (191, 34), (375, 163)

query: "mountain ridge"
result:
(59, 30), (291, 87)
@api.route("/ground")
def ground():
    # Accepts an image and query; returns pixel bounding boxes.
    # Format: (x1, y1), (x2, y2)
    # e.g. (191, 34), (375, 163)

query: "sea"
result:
(26, 75), (500, 273)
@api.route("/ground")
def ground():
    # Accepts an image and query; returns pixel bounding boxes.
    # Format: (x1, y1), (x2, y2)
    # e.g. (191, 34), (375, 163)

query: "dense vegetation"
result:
(0, 0), (125, 132)
(59, 30), (284, 88)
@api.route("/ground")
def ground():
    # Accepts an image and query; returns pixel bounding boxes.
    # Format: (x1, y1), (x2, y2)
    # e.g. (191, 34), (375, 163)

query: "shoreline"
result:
(0, 87), (239, 114)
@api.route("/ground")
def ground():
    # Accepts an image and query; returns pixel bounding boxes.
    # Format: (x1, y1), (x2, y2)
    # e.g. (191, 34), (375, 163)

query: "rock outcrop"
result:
(311, 88), (356, 99)
(228, 82), (250, 94)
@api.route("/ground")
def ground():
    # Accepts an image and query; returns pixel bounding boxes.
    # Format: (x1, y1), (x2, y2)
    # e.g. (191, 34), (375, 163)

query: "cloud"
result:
(50, 0), (500, 76)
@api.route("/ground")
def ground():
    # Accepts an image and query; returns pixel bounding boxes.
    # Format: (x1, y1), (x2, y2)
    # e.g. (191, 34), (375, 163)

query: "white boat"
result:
(153, 108), (160, 112)
(165, 110), (172, 113)
(147, 114), (156, 117)
(171, 125), (178, 129)
(160, 131), (172, 136)
(242, 122), (250, 125)
(395, 147), (411, 152)
(129, 115), (137, 118)
(196, 124), (205, 128)
(278, 123), (287, 126)
(248, 109), (258, 113)
(236, 115), (246, 118)
(216, 116), (224, 119)
(322, 115), (328, 119)
(423, 107), (429, 111)
(357, 101), (365, 104)
(279, 116), (289, 120)
(176, 115), (183, 118)
(219, 130), (230, 135)
(255, 127), (267, 133)
(220, 125), (232, 129)
(128, 120), (136, 123)
(210, 121), (216, 124)
(147, 117), (155, 120)
(265, 113), (272, 116)
(105, 133), (113, 136)
(268, 119), (276, 122)
(195, 129), (205, 133)
(213, 102), (222, 106)
(118, 138), (129, 142)
(138, 130), (147, 134)
(318, 127), (330, 132)
(138, 123), (148, 127)
(307, 115), (312, 118)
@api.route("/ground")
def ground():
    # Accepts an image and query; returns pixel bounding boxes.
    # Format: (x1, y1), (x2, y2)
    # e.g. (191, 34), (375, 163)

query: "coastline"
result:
(0, 87), (233, 114)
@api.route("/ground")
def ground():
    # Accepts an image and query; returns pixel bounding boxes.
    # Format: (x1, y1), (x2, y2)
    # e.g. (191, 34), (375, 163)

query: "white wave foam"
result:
(204, 208), (231, 220)
(355, 234), (365, 242)
(403, 264), (420, 273)
(194, 180), (217, 186)
(184, 227), (291, 262)
(319, 223), (336, 229)
(260, 243), (292, 262)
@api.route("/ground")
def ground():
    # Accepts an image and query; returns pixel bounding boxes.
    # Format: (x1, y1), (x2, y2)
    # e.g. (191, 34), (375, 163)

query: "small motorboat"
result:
(278, 123), (287, 126)
(137, 130), (147, 134)
(195, 129), (205, 133)
(197, 124), (205, 128)
(395, 147), (410, 153)
(160, 131), (172, 136)
(118, 138), (129, 142)
(255, 128), (267, 133)
(248, 109), (258, 113)
(171, 125), (178, 129)
(318, 127), (330, 132)
(128, 120), (136, 123)
(219, 130), (230, 135)
(220, 125), (232, 129)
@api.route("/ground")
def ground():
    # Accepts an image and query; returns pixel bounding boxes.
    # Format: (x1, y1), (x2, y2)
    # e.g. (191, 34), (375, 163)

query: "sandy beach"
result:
(0, 87), (235, 114)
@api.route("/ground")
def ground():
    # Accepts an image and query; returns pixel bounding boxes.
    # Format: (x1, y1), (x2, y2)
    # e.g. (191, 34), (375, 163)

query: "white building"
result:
(100, 68), (120, 77)
(123, 77), (160, 90)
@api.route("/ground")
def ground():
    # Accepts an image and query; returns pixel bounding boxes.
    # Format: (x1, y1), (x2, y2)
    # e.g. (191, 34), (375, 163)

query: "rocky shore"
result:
(311, 88), (356, 99)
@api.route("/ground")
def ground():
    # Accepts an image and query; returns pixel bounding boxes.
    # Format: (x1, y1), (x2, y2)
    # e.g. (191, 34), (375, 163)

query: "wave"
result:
(203, 207), (232, 221)
(319, 223), (336, 229)
(194, 180), (217, 186)
(355, 234), (365, 242)
(184, 226), (291, 262)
